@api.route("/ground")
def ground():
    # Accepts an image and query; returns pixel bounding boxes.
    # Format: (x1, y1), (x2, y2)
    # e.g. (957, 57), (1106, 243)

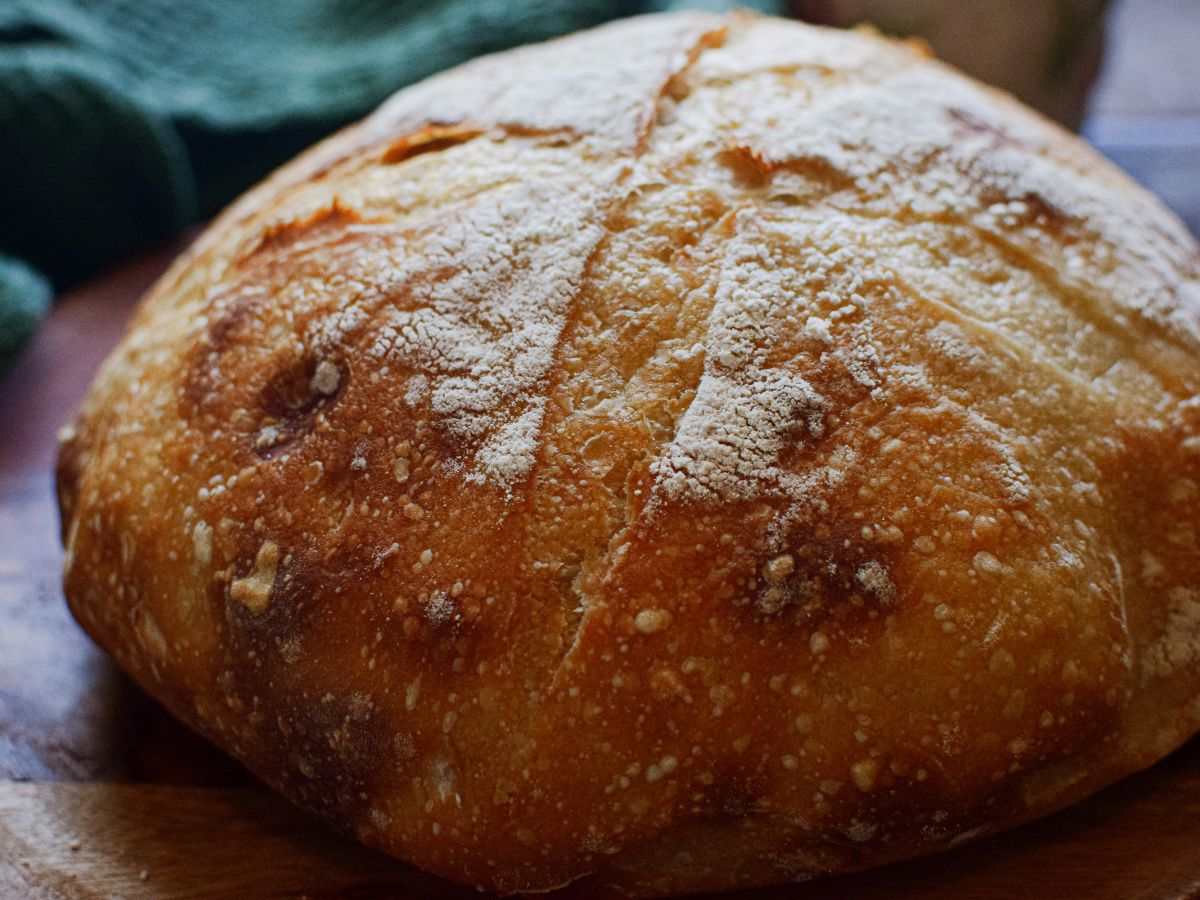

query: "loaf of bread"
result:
(57, 12), (1200, 897)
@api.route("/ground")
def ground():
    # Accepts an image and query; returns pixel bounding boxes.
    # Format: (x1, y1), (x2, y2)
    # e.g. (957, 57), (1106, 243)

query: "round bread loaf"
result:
(57, 11), (1200, 897)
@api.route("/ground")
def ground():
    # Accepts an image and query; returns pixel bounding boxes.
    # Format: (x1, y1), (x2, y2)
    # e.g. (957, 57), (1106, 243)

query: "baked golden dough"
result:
(57, 12), (1200, 897)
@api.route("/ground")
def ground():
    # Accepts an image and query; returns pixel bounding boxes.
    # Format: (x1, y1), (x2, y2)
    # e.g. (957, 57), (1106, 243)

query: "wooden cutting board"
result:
(2, 244), (1199, 900)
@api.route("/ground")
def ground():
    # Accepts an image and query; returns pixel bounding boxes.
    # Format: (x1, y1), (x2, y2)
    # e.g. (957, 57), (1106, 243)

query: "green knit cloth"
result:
(0, 0), (780, 371)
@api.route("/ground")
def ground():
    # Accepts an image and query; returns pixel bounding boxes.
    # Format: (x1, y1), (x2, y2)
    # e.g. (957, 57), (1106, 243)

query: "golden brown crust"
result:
(58, 12), (1200, 897)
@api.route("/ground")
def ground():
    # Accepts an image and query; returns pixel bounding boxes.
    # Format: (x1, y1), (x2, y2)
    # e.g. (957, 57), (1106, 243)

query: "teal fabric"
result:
(0, 252), (52, 364)
(0, 0), (782, 372)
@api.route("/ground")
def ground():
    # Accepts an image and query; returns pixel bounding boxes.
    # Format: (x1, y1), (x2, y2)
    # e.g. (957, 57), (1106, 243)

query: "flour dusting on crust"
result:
(368, 179), (612, 492)
(652, 220), (826, 503)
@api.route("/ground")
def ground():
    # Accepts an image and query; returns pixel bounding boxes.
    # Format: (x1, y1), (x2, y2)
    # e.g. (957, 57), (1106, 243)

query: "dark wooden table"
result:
(4, 1), (1200, 895)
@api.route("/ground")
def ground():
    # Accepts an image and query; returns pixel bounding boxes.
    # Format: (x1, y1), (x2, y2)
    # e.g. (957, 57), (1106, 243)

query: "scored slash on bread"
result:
(57, 11), (1200, 897)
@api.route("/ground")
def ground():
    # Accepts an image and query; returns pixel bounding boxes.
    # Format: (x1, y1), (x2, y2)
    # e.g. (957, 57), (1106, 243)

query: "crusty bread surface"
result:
(58, 12), (1200, 897)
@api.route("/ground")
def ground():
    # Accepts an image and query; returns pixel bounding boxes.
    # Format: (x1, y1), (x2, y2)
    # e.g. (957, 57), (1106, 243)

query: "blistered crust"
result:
(58, 12), (1200, 897)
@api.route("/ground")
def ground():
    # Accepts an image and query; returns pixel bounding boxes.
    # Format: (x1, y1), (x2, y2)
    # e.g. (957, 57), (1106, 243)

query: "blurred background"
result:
(1084, 0), (1200, 236)
(1, 0), (1198, 373)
